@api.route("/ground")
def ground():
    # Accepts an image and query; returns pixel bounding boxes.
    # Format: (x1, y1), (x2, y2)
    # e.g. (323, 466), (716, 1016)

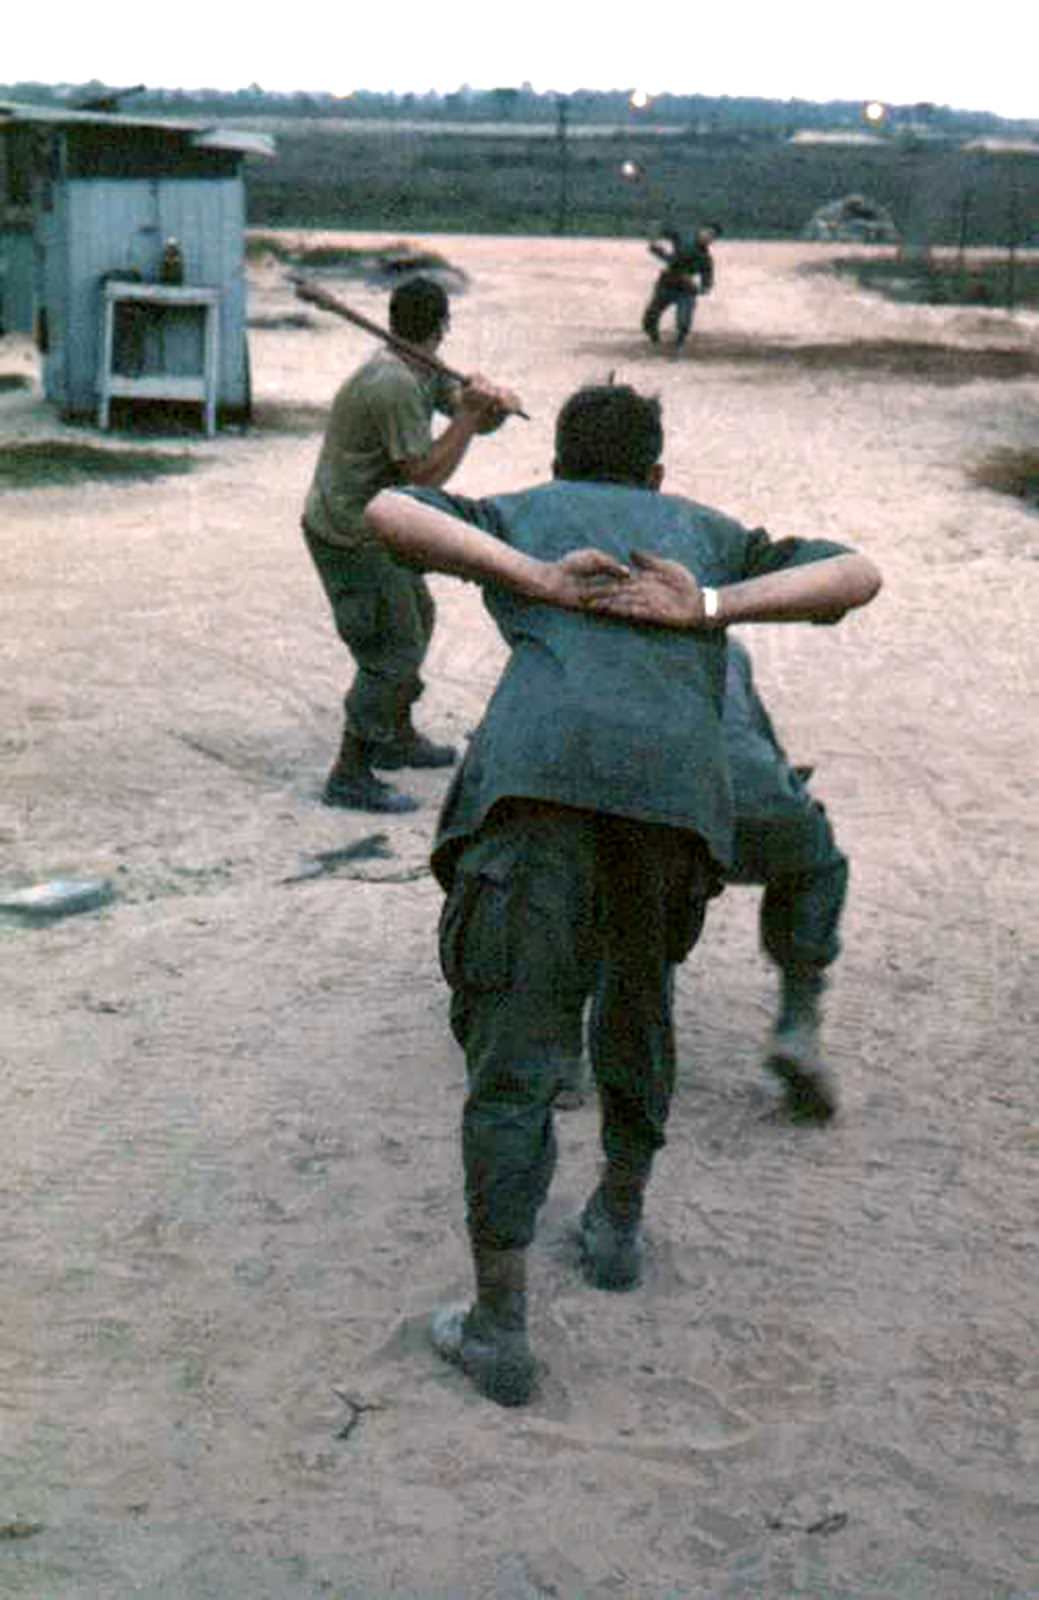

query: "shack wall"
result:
(44, 173), (248, 417)
(0, 217), (34, 332)
(20, 125), (244, 421)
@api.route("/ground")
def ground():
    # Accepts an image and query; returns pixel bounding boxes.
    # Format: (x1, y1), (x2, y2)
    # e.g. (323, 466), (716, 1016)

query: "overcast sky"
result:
(8, 2), (1037, 121)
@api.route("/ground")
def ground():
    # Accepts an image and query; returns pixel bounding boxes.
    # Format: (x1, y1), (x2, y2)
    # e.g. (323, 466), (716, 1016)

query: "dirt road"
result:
(1, 238), (1037, 1598)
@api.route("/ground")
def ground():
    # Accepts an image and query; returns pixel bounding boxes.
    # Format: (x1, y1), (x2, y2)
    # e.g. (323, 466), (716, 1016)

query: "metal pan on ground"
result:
(0, 879), (115, 922)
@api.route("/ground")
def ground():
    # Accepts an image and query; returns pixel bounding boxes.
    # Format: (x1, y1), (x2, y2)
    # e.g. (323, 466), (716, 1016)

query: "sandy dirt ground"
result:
(2, 237), (1038, 1599)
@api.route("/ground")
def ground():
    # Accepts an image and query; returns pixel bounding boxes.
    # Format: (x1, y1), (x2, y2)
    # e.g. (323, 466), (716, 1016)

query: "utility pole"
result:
(1005, 159), (1021, 310)
(556, 97), (570, 235)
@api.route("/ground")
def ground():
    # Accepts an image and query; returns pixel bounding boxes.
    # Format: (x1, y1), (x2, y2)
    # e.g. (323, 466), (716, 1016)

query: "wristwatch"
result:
(701, 586), (720, 621)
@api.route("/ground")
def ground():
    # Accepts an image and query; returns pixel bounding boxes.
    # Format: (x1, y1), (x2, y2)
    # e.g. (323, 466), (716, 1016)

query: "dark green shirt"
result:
(406, 480), (850, 887)
(724, 636), (800, 810)
(724, 636), (837, 876)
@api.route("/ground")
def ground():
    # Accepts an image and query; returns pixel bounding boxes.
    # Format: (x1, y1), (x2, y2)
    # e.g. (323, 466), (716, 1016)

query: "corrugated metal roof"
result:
(962, 137), (1039, 155)
(192, 127), (274, 156)
(788, 130), (885, 146)
(0, 99), (274, 157)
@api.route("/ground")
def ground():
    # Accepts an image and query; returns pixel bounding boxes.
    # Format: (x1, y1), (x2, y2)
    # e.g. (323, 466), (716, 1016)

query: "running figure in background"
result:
(641, 222), (720, 350)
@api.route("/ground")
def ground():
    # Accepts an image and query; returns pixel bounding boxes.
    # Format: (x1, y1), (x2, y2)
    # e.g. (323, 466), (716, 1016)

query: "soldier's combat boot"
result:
(430, 1245), (537, 1408)
(321, 727), (420, 814)
(371, 706), (457, 771)
(579, 1156), (651, 1291)
(765, 970), (837, 1123)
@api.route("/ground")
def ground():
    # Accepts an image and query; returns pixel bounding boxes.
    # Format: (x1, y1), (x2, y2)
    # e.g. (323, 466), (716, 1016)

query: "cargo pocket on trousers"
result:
(435, 838), (592, 998)
(438, 843), (520, 992)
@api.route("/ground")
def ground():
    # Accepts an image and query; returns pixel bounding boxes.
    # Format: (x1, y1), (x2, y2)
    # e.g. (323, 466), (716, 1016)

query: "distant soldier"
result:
(641, 222), (721, 349)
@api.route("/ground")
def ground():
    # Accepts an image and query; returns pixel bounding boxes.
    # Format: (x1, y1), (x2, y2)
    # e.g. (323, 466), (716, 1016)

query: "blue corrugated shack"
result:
(0, 100), (273, 427)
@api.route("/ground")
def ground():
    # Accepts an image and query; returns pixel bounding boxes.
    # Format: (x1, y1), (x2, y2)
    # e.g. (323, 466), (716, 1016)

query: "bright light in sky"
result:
(7, 2), (1037, 121)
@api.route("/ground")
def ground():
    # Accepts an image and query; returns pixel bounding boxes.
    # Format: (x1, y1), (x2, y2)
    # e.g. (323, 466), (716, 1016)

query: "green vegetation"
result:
(245, 233), (461, 278)
(4, 82), (1034, 243)
(6, 81), (1025, 141)
(243, 124), (1039, 243)
(822, 255), (1039, 311)
(0, 441), (198, 488)
(971, 448), (1039, 509)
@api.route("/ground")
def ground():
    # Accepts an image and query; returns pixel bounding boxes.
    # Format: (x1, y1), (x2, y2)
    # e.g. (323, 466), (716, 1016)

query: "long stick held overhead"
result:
(290, 274), (530, 419)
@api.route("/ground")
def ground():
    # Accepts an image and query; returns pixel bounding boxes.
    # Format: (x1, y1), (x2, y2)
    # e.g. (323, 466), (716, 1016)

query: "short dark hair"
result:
(554, 384), (663, 486)
(389, 276), (450, 342)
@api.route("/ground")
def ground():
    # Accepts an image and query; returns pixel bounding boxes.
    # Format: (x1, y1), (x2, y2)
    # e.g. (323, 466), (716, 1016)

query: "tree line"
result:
(0, 80), (1029, 138)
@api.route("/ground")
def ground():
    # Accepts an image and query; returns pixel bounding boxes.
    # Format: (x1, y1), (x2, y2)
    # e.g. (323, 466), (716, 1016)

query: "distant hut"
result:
(787, 130), (885, 148)
(0, 100), (274, 428)
(803, 193), (899, 244)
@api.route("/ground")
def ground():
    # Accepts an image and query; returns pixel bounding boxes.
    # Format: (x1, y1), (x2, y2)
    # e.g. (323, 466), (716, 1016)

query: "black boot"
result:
(321, 728), (420, 813)
(430, 1245), (537, 1407)
(579, 1156), (651, 1291)
(765, 970), (837, 1122)
(371, 716), (457, 771)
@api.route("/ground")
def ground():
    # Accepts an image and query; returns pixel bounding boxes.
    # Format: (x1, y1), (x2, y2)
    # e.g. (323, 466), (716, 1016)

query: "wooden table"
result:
(97, 282), (220, 436)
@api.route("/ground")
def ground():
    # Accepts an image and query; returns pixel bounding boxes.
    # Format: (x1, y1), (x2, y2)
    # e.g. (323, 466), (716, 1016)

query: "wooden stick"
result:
(289, 274), (529, 419)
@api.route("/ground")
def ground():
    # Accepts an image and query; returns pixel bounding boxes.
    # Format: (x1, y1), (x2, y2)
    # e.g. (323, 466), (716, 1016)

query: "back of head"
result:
(389, 276), (449, 343)
(554, 384), (663, 486)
